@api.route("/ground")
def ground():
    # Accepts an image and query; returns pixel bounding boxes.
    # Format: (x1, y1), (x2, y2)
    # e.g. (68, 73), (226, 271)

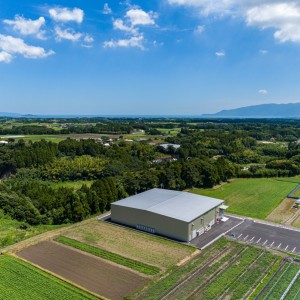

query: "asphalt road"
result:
(227, 219), (300, 255)
(190, 216), (243, 249)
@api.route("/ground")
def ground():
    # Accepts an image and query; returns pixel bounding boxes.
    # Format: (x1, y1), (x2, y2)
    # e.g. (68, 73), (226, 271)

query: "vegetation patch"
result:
(63, 220), (195, 269)
(55, 236), (161, 275)
(191, 178), (299, 219)
(0, 255), (97, 300)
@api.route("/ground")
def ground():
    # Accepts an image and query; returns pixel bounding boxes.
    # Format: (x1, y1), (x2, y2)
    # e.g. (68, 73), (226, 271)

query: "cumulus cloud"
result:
(54, 26), (82, 41)
(49, 7), (84, 24)
(113, 19), (137, 35)
(215, 50), (225, 57)
(125, 9), (156, 26)
(3, 15), (46, 39)
(103, 35), (144, 49)
(167, 0), (300, 43)
(103, 3), (112, 15)
(0, 34), (54, 62)
(259, 89), (268, 95)
(0, 51), (12, 63)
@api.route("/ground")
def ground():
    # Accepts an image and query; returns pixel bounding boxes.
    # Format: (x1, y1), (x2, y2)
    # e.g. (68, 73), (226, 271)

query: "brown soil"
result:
(266, 198), (295, 224)
(17, 241), (147, 300)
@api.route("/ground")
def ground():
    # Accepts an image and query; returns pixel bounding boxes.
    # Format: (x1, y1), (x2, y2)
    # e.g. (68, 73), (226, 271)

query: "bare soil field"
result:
(62, 219), (195, 270)
(266, 197), (300, 227)
(17, 241), (147, 300)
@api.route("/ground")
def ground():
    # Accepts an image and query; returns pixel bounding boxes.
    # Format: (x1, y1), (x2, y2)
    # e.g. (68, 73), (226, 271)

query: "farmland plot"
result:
(0, 255), (97, 300)
(17, 241), (147, 300)
(135, 239), (280, 300)
(257, 262), (300, 300)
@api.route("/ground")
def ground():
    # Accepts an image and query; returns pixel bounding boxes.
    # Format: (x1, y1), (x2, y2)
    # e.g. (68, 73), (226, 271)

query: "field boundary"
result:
(287, 183), (300, 199)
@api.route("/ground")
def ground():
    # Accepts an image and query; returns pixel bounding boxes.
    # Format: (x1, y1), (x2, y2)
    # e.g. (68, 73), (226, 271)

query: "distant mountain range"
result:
(202, 102), (300, 118)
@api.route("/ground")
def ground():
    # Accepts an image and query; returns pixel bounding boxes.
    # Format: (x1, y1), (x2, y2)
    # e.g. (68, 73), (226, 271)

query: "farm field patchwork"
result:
(134, 238), (280, 300)
(55, 236), (161, 275)
(62, 219), (196, 269)
(17, 240), (147, 300)
(0, 255), (97, 300)
(191, 178), (300, 219)
(256, 261), (300, 300)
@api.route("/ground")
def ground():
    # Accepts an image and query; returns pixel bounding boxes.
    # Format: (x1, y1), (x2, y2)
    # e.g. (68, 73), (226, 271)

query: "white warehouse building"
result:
(111, 188), (227, 242)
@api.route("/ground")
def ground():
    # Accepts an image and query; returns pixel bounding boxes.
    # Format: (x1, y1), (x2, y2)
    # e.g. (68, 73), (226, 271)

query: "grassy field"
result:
(135, 238), (280, 300)
(62, 219), (196, 270)
(190, 178), (300, 219)
(0, 210), (66, 248)
(55, 236), (161, 275)
(0, 255), (97, 300)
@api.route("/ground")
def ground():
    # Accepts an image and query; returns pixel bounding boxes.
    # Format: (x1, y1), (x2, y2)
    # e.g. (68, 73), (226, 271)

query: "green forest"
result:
(1, 118), (300, 231)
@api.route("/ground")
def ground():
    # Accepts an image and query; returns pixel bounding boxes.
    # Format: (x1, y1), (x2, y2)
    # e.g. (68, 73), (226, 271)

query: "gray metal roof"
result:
(111, 188), (223, 223)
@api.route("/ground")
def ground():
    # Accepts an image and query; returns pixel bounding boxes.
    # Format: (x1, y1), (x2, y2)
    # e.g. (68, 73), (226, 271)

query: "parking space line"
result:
(256, 238), (261, 244)
(270, 241), (274, 247)
(263, 240), (268, 246)
(277, 243), (281, 249)
(250, 237), (255, 242)
(285, 245), (289, 251)
(244, 235), (249, 241)
(292, 247), (296, 253)
(238, 234), (242, 239)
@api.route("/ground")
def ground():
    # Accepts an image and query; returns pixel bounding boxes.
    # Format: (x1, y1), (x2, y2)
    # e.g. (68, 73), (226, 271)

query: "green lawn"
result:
(0, 255), (97, 299)
(0, 210), (68, 249)
(190, 177), (300, 219)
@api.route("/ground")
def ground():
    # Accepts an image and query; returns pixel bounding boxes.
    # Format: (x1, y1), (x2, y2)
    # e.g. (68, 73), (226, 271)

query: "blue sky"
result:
(1, 0), (300, 115)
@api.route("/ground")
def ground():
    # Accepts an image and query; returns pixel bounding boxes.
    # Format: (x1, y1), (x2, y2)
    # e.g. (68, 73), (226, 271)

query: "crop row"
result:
(198, 246), (263, 299)
(168, 242), (246, 300)
(258, 263), (300, 300)
(0, 255), (96, 300)
(55, 236), (160, 275)
(135, 238), (230, 300)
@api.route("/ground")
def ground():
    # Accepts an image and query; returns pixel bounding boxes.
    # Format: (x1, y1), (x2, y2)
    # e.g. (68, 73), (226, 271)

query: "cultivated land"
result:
(17, 240), (147, 300)
(134, 238), (281, 300)
(62, 219), (196, 270)
(191, 178), (300, 219)
(0, 255), (97, 300)
(256, 261), (300, 300)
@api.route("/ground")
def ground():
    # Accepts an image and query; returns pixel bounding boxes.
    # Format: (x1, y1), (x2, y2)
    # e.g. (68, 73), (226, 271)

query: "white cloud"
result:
(194, 25), (205, 34)
(103, 35), (144, 49)
(126, 9), (156, 26)
(259, 89), (268, 95)
(0, 34), (54, 61)
(113, 19), (137, 35)
(0, 51), (12, 63)
(103, 3), (112, 15)
(4, 15), (46, 39)
(167, 1), (300, 43)
(83, 35), (94, 43)
(215, 50), (225, 57)
(49, 7), (84, 24)
(54, 27), (82, 41)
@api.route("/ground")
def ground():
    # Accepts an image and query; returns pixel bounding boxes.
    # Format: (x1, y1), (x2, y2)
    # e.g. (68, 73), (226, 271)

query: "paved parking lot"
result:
(227, 219), (300, 255)
(190, 216), (243, 249)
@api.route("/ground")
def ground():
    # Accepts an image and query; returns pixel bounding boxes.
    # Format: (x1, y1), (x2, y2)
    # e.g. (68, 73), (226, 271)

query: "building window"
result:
(137, 224), (156, 234)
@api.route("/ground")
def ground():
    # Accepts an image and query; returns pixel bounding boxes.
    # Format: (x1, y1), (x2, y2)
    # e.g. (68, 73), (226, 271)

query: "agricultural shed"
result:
(111, 188), (225, 242)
